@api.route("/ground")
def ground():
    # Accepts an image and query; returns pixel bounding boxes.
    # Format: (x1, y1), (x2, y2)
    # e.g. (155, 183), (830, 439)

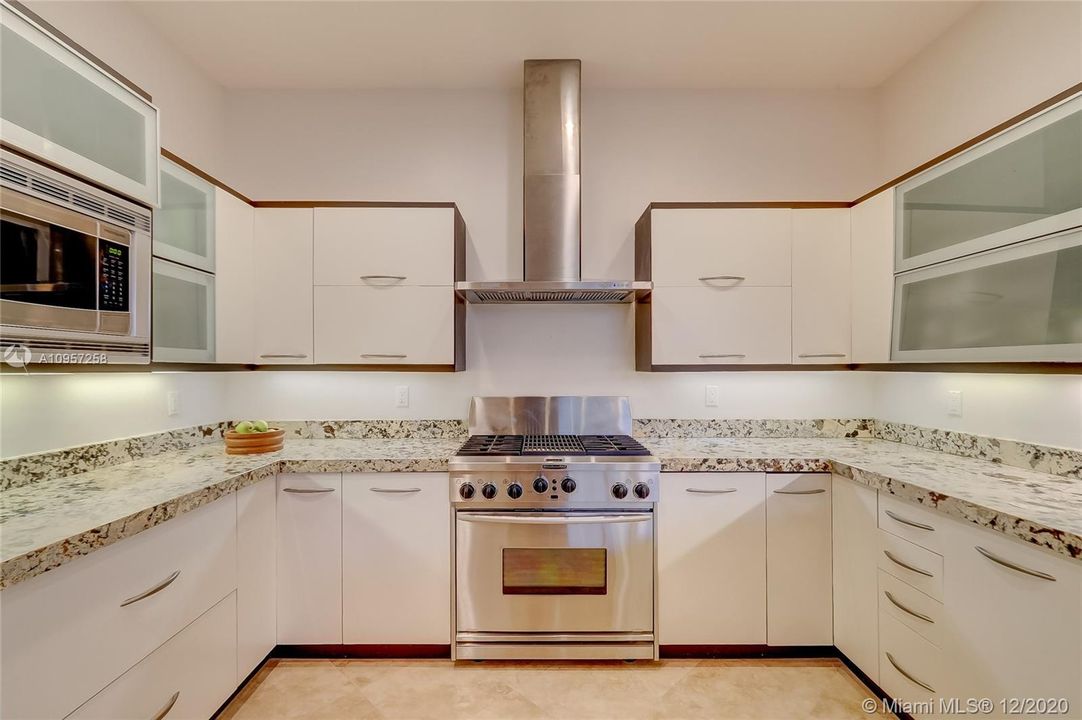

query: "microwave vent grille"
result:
(0, 337), (151, 363)
(0, 156), (152, 234)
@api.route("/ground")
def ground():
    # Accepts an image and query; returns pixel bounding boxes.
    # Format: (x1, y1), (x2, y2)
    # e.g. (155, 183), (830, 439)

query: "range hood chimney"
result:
(456, 60), (651, 304)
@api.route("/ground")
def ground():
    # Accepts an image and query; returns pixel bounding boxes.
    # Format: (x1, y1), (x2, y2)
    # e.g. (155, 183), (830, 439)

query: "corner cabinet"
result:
(850, 189), (895, 364)
(0, 3), (159, 206)
(635, 206), (851, 369)
(252, 208), (315, 365)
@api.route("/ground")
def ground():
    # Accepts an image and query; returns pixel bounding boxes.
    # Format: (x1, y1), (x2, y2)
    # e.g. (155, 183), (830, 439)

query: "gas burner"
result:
(455, 434), (652, 457)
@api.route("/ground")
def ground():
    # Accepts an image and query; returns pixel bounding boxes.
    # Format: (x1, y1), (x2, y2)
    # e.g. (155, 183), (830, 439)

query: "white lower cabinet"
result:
(342, 473), (451, 644)
(67, 593), (238, 720)
(766, 473), (832, 646)
(831, 474), (880, 683)
(877, 612), (944, 715)
(659, 473), (767, 645)
(237, 477), (277, 679)
(941, 520), (1082, 717)
(276, 473), (343, 644)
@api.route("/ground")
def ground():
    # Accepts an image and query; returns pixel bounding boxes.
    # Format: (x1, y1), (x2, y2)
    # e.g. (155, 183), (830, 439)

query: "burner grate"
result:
(523, 434), (585, 454)
(456, 434), (652, 457)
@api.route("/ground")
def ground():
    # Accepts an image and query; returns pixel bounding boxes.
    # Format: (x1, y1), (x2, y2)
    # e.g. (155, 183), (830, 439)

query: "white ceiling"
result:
(129, 0), (977, 91)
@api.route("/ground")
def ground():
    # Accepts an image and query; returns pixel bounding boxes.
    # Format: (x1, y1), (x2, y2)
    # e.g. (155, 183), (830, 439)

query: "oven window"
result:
(1, 214), (97, 310)
(503, 548), (607, 595)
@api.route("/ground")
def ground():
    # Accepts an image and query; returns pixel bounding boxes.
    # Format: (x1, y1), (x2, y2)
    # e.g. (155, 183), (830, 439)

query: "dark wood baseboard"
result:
(272, 644), (452, 659)
(659, 644), (837, 659)
(836, 650), (911, 720)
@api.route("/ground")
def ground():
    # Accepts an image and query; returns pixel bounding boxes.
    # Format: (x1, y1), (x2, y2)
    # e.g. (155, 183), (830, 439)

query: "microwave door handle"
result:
(458, 514), (651, 525)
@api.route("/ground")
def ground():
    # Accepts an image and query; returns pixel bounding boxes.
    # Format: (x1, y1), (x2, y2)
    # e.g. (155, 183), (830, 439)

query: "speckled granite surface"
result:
(2, 435), (1080, 590)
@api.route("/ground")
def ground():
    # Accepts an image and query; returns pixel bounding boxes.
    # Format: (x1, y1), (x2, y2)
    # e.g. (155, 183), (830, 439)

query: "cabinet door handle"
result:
(773, 488), (826, 495)
(883, 550), (934, 577)
(883, 590), (935, 624)
(282, 487), (335, 494)
(699, 275), (745, 282)
(151, 691), (181, 720)
(120, 570), (181, 607)
(885, 652), (936, 693)
(360, 275), (407, 281)
(884, 509), (935, 531)
(975, 546), (1056, 581)
(699, 353), (745, 359)
(686, 487), (737, 494)
(798, 353), (846, 358)
(361, 354), (407, 359)
(259, 353), (308, 359)
(370, 487), (421, 494)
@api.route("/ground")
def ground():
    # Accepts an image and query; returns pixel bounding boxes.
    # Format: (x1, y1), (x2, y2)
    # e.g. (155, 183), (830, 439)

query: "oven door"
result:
(456, 510), (654, 634)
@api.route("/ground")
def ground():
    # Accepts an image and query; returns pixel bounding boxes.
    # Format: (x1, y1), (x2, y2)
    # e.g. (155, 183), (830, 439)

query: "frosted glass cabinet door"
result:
(152, 258), (215, 362)
(895, 95), (1081, 272)
(892, 230), (1082, 362)
(0, 5), (159, 206)
(154, 158), (216, 272)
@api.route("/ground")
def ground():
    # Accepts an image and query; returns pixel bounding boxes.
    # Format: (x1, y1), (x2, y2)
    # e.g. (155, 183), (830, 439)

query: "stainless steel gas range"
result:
(449, 396), (660, 661)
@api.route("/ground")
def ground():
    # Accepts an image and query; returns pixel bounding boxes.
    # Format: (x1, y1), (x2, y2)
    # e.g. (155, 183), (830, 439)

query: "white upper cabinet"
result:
(253, 208), (314, 364)
(850, 189), (895, 364)
(314, 207), (455, 286)
(151, 258), (215, 363)
(896, 96), (1082, 273)
(792, 209), (851, 363)
(650, 209), (792, 286)
(154, 158), (216, 272)
(214, 188), (256, 364)
(0, 4), (159, 206)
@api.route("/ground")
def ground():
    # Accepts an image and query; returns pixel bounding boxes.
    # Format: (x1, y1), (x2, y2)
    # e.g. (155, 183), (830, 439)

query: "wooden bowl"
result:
(225, 428), (285, 455)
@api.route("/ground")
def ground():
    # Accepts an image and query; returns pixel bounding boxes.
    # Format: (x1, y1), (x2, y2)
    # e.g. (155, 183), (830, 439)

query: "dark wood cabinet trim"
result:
(252, 200), (459, 209)
(161, 148), (254, 205)
(648, 201), (850, 210)
(644, 363), (1082, 374)
(272, 644), (451, 659)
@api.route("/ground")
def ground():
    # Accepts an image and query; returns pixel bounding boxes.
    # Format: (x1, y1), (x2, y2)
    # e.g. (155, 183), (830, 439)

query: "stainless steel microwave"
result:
(0, 150), (151, 364)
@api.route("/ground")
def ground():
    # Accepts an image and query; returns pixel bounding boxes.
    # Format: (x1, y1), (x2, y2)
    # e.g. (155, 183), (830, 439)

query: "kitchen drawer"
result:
(878, 495), (944, 554)
(314, 285), (455, 364)
(314, 207), (455, 286)
(877, 530), (943, 601)
(879, 612), (944, 710)
(650, 209), (792, 286)
(878, 569), (943, 647)
(1, 496), (236, 720)
(651, 286), (792, 365)
(67, 592), (238, 720)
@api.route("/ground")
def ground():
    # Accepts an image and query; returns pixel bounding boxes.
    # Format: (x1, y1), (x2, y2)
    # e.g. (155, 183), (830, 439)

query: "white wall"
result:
(872, 373), (1082, 451)
(0, 372), (231, 457)
(875, 1), (1082, 184)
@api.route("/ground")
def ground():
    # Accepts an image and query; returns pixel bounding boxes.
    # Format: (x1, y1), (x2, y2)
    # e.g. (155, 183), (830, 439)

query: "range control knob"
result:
(481, 483), (498, 499)
(507, 483), (524, 499)
(633, 482), (651, 499)
(561, 477), (577, 494)
(533, 477), (549, 493)
(459, 483), (476, 500)
(611, 483), (629, 499)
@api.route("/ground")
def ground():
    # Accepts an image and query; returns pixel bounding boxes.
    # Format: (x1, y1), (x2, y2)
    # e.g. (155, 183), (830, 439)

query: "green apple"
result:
(252, 420), (270, 433)
(234, 420), (255, 434)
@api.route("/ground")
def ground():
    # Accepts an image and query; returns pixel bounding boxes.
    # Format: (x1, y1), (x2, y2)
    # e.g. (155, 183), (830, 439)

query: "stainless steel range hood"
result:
(456, 60), (651, 304)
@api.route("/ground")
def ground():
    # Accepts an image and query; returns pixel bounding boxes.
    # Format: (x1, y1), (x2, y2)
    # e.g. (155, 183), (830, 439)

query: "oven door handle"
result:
(457, 514), (652, 526)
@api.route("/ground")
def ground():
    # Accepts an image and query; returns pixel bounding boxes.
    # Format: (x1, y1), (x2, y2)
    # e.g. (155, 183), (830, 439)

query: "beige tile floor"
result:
(218, 658), (895, 720)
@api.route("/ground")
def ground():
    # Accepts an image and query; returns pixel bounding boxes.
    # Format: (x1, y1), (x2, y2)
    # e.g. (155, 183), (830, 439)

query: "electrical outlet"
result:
(395, 385), (410, 409)
(705, 385), (720, 408)
(166, 391), (180, 417)
(946, 390), (963, 417)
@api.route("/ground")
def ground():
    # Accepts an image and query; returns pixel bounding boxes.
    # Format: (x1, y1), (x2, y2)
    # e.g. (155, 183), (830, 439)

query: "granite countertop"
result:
(2, 436), (1080, 589)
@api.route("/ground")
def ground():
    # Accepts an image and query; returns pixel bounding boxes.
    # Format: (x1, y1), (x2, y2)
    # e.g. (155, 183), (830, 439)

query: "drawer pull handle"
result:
(885, 509), (935, 531)
(282, 487), (335, 494)
(698, 353), (746, 359)
(773, 488), (826, 495)
(884, 590), (935, 624)
(151, 691), (180, 720)
(699, 275), (745, 282)
(883, 550), (934, 577)
(360, 275), (407, 281)
(975, 546), (1056, 581)
(259, 353), (308, 359)
(361, 354), (408, 359)
(370, 487), (421, 494)
(885, 652), (936, 693)
(686, 488), (737, 494)
(120, 570), (181, 607)
(798, 353), (846, 358)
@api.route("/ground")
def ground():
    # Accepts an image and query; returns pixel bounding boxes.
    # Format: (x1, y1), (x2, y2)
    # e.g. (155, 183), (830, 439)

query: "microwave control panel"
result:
(98, 240), (129, 312)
